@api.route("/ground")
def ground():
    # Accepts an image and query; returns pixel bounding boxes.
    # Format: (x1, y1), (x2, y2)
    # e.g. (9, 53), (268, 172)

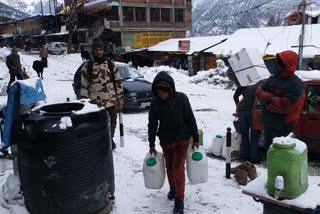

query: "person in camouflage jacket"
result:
(80, 38), (123, 150)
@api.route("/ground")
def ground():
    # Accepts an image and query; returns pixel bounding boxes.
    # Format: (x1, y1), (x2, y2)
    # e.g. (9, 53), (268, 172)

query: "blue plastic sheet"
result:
(1, 78), (45, 151)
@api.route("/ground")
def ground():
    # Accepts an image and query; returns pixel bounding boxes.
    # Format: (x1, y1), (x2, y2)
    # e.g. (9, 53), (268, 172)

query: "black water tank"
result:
(14, 102), (114, 214)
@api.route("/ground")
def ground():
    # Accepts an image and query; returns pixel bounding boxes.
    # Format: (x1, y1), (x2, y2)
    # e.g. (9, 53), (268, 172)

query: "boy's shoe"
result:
(167, 186), (175, 201)
(173, 199), (184, 214)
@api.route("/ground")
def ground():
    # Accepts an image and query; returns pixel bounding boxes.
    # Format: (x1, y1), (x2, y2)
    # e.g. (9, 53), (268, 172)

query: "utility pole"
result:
(40, 0), (44, 16)
(49, 0), (52, 15)
(298, 0), (307, 70)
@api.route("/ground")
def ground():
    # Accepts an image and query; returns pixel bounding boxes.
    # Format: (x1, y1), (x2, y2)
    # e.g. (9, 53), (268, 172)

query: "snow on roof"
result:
(305, 10), (320, 18)
(147, 35), (230, 55)
(84, 0), (120, 8)
(206, 24), (320, 58)
(296, 70), (320, 81)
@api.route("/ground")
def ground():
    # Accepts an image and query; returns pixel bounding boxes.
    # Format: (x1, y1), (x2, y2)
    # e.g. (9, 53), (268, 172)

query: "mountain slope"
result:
(0, 1), (29, 20)
(192, 0), (320, 36)
(0, 0), (63, 16)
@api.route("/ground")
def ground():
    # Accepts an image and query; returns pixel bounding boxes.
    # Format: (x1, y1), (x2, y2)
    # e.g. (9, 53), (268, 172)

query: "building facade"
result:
(79, 0), (192, 49)
(285, 10), (320, 26)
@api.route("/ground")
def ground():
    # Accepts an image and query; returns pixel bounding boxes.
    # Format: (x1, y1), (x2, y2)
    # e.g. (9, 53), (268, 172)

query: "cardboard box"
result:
(228, 48), (270, 86)
(235, 66), (270, 86)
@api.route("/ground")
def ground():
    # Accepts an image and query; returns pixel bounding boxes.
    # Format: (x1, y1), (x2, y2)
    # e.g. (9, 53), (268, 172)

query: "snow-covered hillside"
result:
(192, 0), (320, 36)
(0, 0), (63, 15)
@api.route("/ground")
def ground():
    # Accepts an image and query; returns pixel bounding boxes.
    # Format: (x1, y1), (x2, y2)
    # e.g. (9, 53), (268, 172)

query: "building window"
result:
(312, 17), (318, 24)
(135, 7), (146, 22)
(161, 8), (171, 22)
(175, 9), (184, 22)
(123, 7), (134, 21)
(150, 8), (160, 22)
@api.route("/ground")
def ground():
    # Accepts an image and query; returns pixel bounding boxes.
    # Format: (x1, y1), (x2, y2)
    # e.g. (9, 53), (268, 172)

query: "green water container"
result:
(266, 137), (308, 200)
(190, 129), (203, 146)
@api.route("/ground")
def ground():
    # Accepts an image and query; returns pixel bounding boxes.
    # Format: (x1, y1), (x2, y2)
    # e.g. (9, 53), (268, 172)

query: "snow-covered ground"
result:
(0, 48), (319, 214)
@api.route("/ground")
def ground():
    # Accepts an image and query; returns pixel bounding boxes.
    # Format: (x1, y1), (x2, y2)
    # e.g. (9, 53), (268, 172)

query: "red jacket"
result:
(256, 51), (305, 130)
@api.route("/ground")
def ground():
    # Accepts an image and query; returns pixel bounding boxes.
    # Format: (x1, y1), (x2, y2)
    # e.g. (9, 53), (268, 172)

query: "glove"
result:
(149, 147), (157, 155)
(192, 142), (199, 150)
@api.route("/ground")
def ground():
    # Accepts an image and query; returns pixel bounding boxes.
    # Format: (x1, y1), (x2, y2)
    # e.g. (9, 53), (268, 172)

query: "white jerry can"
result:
(142, 152), (166, 189)
(221, 131), (241, 159)
(186, 145), (208, 184)
(211, 135), (223, 156)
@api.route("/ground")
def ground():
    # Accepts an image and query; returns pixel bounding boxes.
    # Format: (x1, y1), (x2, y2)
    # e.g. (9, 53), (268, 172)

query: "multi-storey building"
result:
(77, 0), (192, 49)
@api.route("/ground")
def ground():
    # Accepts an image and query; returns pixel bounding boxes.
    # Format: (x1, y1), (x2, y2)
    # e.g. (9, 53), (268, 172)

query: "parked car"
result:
(249, 79), (320, 155)
(46, 42), (67, 55)
(73, 61), (154, 111)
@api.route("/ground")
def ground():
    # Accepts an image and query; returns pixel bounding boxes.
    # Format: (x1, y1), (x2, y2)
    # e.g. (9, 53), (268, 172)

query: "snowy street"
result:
(0, 49), (319, 214)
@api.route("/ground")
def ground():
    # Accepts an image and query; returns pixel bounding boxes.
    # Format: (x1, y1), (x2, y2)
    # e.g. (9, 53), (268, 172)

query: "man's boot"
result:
(167, 186), (175, 200)
(173, 199), (184, 214)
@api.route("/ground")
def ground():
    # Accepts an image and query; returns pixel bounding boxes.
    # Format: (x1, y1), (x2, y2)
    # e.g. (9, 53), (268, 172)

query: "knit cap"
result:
(92, 38), (104, 50)
(12, 46), (18, 52)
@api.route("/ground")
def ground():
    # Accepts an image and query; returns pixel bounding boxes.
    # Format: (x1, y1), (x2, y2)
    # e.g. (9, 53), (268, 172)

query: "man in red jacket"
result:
(256, 50), (305, 151)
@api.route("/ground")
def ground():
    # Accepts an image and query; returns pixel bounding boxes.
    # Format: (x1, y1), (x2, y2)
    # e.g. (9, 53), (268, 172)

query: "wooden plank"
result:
(242, 190), (290, 208)
(243, 190), (312, 212)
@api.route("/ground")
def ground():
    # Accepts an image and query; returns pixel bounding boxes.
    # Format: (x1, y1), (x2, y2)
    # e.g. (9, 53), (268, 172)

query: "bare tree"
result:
(64, 0), (78, 53)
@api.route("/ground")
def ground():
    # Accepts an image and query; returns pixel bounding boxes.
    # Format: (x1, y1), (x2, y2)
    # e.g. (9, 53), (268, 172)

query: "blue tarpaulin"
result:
(1, 78), (45, 152)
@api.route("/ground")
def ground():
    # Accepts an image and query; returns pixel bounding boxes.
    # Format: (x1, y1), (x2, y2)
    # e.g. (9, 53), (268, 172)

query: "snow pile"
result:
(137, 65), (190, 86)
(273, 135), (307, 154)
(189, 60), (234, 89)
(59, 117), (72, 129)
(2, 175), (24, 206)
(16, 78), (41, 89)
(137, 61), (235, 90)
(72, 99), (103, 115)
(0, 48), (11, 63)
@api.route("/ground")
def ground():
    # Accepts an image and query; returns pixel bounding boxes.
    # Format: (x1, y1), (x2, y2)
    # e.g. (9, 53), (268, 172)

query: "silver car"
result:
(46, 42), (67, 55)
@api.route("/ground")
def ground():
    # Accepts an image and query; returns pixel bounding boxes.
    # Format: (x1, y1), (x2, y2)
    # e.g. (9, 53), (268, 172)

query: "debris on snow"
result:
(2, 175), (24, 206)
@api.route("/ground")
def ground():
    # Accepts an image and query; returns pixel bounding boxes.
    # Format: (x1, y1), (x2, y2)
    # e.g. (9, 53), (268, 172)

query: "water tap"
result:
(274, 176), (284, 199)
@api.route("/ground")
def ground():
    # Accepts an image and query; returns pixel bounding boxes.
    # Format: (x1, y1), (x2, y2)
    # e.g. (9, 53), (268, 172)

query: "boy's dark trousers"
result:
(7, 73), (22, 93)
(264, 124), (295, 152)
(239, 111), (261, 162)
(161, 140), (189, 200)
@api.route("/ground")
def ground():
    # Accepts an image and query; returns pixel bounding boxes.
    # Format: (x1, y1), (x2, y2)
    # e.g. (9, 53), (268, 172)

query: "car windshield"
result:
(117, 66), (142, 79)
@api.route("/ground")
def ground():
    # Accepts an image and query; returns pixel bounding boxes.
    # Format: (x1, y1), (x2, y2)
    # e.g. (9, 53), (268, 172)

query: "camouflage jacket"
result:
(80, 60), (123, 108)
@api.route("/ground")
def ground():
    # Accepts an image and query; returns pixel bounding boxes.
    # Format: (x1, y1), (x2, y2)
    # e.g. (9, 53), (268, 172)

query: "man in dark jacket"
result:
(6, 46), (22, 92)
(256, 50), (305, 151)
(236, 84), (261, 163)
(148, 71), (199, 214)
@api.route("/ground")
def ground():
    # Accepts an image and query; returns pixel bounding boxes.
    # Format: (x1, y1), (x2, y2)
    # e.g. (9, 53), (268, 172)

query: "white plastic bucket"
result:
(212, 135), (223, 156)
(221, 132), (241, 159)
(186, 145), (208, 184)
(142, 152), (165, 189)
